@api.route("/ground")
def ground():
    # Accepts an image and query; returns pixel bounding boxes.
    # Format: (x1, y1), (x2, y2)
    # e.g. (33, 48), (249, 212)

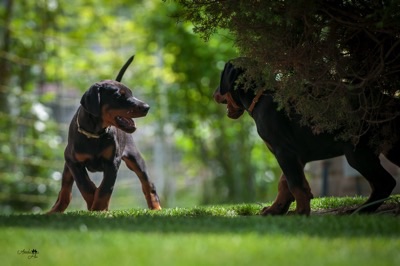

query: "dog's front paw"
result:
(260, 205), (287, 216)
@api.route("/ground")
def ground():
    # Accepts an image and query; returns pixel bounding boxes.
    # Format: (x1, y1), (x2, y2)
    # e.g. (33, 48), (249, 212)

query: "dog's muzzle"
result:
(213, 87), (245, 119)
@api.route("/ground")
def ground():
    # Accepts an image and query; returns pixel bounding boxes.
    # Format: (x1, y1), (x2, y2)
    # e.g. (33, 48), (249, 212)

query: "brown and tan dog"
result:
(48, 56), (161, 213)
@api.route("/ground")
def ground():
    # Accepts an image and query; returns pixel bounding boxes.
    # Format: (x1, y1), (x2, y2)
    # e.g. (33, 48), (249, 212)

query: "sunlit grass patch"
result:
(311, 196), (365, 210)
(0, 196), (399, 266)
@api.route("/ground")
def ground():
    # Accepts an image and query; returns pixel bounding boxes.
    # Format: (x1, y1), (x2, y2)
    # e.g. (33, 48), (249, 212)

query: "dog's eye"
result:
(114, 89), (127, 99)
(113, 91), (123, 98)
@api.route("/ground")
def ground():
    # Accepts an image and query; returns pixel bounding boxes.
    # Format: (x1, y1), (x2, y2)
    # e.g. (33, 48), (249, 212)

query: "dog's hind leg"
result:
(48, 164), (74, 213)
(122, 140), (161, 210)
(345, 148), (396, 212)
(260, 174), (295, 215)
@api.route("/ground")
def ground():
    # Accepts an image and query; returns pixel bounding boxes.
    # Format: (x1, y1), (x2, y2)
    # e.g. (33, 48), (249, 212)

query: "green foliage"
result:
(0, 0), (63, 213)
(0, 94), (63, 212)
(173, 0), (400, 150)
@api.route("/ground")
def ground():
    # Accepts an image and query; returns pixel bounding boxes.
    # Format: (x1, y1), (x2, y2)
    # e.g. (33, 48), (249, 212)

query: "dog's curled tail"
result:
(115, 55), (135, 82)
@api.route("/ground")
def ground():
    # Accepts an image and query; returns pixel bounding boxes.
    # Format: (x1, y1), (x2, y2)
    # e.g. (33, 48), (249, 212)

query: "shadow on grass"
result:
(0, 211), (399, 238)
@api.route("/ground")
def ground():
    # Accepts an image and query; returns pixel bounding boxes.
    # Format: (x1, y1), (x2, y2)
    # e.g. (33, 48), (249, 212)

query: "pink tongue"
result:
(116, 116), (136, 128)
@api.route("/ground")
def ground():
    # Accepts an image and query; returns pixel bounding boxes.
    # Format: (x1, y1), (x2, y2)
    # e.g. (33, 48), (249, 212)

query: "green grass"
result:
(1, 196), (399, 266)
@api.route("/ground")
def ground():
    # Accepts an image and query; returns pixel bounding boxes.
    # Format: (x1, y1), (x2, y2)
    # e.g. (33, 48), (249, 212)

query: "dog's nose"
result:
(140, 103), (150, 113)
(213, 88), (225, 103)
(130, 96), (150, 113)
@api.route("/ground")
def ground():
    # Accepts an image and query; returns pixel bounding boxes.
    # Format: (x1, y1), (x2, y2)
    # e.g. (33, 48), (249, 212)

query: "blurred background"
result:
(0, 0), (398, 214)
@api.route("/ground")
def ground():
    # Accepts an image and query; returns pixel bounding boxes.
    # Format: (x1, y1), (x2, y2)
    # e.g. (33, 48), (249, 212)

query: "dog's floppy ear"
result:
(220, 61), (244, 95)
(80, 83), (102, 117)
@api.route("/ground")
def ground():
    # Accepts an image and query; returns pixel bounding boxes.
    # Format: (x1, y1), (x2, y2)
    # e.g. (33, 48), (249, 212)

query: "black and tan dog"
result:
(214, 59), (399, 215)
(48, 56), (161, 213)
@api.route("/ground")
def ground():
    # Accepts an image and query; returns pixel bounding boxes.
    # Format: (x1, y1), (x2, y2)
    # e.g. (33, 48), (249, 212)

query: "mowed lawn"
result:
(0, 197), (399, 266)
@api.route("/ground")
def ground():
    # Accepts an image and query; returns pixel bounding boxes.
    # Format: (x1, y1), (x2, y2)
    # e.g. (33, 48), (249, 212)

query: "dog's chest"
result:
(74, 148), (120, 172)
(71, 137), (122, 171)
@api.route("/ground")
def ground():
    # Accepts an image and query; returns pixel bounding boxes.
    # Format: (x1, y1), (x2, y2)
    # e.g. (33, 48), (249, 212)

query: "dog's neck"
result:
(235, 89), (265, 116)
(76, 107), (110, 139)
(247, 90), (264, 114)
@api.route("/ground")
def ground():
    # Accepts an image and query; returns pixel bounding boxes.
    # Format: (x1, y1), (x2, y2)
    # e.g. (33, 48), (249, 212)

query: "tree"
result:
(173, 0), (400, 151)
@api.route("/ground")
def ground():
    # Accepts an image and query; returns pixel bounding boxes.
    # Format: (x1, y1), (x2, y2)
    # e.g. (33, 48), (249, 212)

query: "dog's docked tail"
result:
(115, 55), (135, 82)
